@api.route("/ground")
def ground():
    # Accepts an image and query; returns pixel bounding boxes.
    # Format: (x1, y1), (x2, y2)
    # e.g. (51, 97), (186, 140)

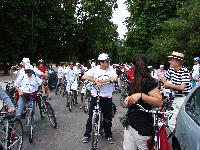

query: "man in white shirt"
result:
(14, 65), (43, 118)
(191, 57), (200, 86)
(64, 62), (78, 105)
(55, 62), (65, 95)
(82, 53), (117, 144)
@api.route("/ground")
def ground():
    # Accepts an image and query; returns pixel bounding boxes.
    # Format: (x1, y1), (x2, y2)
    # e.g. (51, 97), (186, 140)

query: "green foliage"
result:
(152, 0), (200, 64)
(125, 0), (185, 64)
(76, 0), (119, 63)
(0, 0), (77, 64)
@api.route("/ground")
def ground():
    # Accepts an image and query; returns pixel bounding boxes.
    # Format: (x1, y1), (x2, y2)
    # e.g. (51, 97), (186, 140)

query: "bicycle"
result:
(38, 93), (57, 128)
(136, 104), (173, 150)
(119, 79), (130, 107)
(66, 81), (76, 112)
(0, 106), (23, 150)
(80, 81), (92, 113)
(91, 85), (104, 150)
(19, 93), (37, 143)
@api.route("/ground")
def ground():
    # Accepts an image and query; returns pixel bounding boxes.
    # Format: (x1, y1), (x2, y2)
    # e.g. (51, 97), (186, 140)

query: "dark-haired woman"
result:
(123, 54), (162, 150)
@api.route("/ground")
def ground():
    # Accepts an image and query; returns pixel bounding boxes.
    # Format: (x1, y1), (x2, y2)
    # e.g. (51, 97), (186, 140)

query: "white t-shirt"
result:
(14, 74), (42, 93)
(64, 68), (77, 82)
(192, 64), (200, 78)
(57, 66), (65, 79)
(84, 65), (117, 98)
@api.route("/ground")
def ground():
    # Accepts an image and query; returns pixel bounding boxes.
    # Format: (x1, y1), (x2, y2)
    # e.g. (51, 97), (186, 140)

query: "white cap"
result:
(160, 65), (164, 68)
(21, 57), (30, 65)
(97, 53), (112, 61)
(24, 64), (34, 71)
(194, 57), (200, 61)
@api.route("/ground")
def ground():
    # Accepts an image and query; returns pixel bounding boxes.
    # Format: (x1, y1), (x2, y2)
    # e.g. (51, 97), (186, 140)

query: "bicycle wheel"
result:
(7, 119), (23, 150)
(120, 94), (127, 108)
(28, 111), (34, 143)
(83, 97), (89, 113)
(38, 96), (45, 119)
(45, 102), (57, 128)
(68, 94), (73, 112)
(91, 114), (98, 150)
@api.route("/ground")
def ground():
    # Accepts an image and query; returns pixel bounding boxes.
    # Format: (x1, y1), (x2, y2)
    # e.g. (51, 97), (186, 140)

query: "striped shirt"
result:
(164, 67), (192, 95)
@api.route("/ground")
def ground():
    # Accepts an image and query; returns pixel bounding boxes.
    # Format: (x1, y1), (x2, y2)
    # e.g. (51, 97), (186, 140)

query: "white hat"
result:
(21, 57), (30, 65)
(24, 64), (34, 72)
(160, 65), (164, 68)
(168, 51), (184, 60)
(97, 53), (112, 61)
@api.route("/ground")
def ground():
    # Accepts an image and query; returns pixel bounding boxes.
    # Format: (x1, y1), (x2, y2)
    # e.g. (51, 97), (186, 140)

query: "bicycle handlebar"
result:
(136, 104), (173, 117)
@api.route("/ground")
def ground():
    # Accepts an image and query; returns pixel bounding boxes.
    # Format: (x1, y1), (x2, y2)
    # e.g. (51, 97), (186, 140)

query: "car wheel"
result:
(172, 137), (181, 150)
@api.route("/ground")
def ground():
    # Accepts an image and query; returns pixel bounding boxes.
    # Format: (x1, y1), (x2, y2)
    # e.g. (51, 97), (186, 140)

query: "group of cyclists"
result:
(0, 51), (199, 150)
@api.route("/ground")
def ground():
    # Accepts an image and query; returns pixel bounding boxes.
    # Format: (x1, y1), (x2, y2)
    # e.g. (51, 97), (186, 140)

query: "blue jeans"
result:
(16, 94), (35, 118)
(55, 78), (62, 94)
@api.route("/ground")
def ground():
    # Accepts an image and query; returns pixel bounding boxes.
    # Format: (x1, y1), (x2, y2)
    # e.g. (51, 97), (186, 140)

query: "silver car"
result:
(172, 83), (200, 150)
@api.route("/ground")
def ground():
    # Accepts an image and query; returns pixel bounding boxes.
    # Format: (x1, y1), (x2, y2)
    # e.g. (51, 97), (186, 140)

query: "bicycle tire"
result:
(7, 119), (23, 150)
(68, 93), (73, 112)
(45, 102), (57, 128)
(28, 111), (34, 143)
(120, 94), (127, 108)
(28, 124), (34, 143)
(91, 114), (98, 150)
(83, 97), (89, 113)
(38, 96), (45, 119)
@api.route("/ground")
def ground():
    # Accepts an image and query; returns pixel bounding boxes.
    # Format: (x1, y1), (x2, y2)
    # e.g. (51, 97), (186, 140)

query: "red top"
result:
(36, 65), (48, 78)
(127, 69), (134, 81)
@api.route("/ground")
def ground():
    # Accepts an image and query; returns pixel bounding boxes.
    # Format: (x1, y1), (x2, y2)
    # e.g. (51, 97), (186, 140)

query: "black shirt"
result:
(128, 77), (158, 136)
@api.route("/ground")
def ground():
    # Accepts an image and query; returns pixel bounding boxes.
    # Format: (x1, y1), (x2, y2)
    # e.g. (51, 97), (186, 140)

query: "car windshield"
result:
(185, 87), (200, 125)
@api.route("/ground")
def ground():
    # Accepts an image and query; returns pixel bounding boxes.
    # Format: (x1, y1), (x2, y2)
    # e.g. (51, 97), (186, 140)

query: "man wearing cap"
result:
(160, 51), (192, 132)
(191, 57), (200, 86)
(14, 64), (43, 118)
(82, 53), (117, 144)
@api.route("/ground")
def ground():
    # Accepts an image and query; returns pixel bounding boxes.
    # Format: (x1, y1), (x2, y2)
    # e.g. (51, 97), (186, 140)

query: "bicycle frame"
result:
(136, 104), (173, 150)
(0, 111), (23, 150)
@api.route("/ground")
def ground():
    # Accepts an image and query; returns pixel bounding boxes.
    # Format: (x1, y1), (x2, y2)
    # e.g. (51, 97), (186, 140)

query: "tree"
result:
(124, 0), (185, 64)
(76, 0), (119, 63)
(151, 0), (200, 65)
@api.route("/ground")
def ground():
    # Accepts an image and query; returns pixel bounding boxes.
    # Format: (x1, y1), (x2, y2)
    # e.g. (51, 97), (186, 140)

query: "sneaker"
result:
(80, 105), (84, 109)
(107, 137), (115, 144)
(82, 136), (90, 143)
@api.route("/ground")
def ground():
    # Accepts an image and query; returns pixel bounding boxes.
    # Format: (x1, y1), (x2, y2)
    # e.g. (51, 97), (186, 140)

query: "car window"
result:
(185, 87), (200, 126)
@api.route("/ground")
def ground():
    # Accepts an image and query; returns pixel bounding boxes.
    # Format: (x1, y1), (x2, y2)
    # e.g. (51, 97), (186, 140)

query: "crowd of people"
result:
(0, 51), (199, 149)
